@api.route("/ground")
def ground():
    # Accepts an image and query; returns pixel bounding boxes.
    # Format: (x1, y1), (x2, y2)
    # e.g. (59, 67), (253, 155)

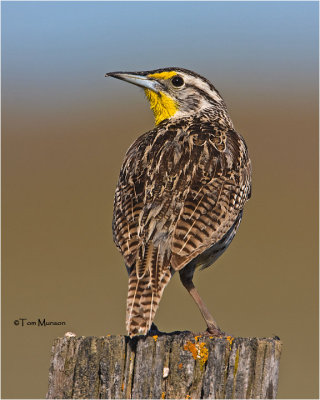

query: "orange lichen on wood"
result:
(226, 335), (234, 350)
(178, 363), (183, 369)
(184, 339), (208, 370)
(198, 342), (209, 369)
(153, 335), (158, 342)
(184, 341), (198, 360)
(161, 391), (166, 399)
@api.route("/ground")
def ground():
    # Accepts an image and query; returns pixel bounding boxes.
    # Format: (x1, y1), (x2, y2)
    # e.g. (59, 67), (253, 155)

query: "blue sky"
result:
(2, 1), (318, 85)
(1, 1), (318, 122)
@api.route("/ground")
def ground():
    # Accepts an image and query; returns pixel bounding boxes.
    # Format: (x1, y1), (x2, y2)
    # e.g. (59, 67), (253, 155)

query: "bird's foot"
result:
(206, 326), (227, 337)
(194, 325), (230, 338)
(147, 323), (163, 336)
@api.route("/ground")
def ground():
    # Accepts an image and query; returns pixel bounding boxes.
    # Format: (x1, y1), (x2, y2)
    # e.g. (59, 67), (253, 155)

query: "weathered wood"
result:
(47, 332), (282, 399)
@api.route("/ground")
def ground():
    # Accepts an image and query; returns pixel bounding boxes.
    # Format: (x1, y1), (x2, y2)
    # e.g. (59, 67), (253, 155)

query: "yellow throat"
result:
(144, 90), (178, 125)
(144, 71), (178, 125)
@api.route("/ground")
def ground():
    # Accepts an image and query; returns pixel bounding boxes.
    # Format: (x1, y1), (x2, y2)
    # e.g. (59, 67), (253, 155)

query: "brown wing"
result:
(113, 121), (251, 276)
(170, 127), (251, 270)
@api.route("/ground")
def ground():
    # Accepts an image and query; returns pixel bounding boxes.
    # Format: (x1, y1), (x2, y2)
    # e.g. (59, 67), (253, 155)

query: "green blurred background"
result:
(2, 1), (318, 398)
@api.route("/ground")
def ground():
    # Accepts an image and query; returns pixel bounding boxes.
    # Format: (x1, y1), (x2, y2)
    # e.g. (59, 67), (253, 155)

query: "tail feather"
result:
(126, 266), (171, 336)
(136, 242), (155, 280)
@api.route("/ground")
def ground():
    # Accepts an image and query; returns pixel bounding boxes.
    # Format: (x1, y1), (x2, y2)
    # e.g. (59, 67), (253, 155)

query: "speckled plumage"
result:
(108, 68), (251, 336)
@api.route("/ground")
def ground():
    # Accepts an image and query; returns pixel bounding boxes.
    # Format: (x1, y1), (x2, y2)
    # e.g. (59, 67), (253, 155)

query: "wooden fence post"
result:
(46, 332), (282, 399)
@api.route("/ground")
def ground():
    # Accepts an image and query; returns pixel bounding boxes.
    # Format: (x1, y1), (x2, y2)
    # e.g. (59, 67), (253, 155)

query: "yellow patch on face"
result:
(147, 71), (177, 80)
(144, 89), (178, 125)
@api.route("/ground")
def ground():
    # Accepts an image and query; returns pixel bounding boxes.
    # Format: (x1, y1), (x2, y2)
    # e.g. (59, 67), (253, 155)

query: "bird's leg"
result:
(179, 271), (225, 336)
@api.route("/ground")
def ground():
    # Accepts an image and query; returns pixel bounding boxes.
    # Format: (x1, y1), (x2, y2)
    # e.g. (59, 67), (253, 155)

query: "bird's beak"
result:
(105, 72), (160, 93)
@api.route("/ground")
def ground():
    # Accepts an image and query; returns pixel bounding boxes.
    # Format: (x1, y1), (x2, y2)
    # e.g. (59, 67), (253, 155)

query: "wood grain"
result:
(47, 332), (282, 399)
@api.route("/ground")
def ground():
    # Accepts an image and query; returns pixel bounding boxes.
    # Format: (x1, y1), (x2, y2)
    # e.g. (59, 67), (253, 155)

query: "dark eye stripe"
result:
(184, 83), (221, 105)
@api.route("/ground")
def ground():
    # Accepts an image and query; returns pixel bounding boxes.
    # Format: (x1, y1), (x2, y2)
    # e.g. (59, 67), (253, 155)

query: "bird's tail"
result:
(126, 266), (171, 337)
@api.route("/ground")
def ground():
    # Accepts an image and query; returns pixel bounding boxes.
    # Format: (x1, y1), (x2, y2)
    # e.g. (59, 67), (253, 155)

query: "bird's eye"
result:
(171, 76), (184, 87)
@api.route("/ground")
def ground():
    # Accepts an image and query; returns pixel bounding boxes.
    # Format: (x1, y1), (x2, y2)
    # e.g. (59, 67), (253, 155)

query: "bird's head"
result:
(106, 67), (227, 125)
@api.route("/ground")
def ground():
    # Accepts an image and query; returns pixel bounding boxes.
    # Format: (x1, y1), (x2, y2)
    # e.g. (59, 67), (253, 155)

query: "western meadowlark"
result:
(106, 67), (251, 337)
